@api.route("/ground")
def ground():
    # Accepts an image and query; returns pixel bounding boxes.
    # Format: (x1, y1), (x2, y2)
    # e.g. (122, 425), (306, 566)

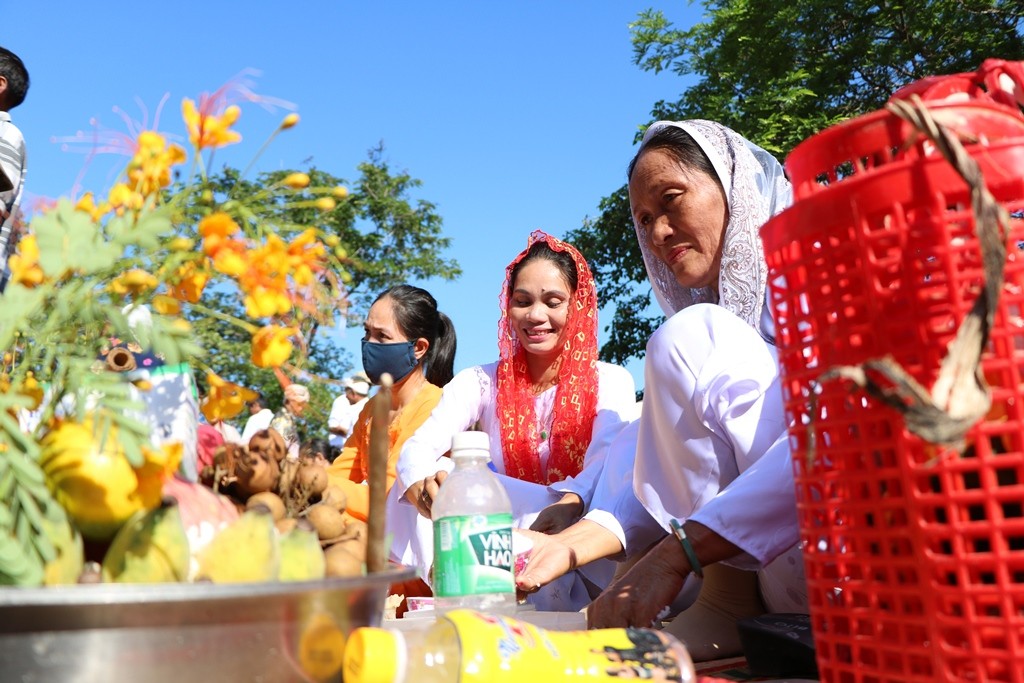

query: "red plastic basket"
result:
(761, 94), (1024, 682)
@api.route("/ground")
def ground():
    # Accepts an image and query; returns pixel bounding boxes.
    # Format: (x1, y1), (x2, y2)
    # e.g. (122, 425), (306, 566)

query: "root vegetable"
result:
(319, 484), (348, 512)
(298, 463), (328, 496)
(247, 491), (286, 521)
(324, 545), (364, 578)
(305, 504), (347, 541)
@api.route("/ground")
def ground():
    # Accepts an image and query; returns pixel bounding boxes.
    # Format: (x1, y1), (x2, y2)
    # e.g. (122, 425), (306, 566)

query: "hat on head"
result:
(284, 384), (310, 402)
(348, 379), (370, 396)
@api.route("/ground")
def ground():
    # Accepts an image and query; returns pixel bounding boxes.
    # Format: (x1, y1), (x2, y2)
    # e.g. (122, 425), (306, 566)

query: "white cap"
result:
(346, 379), (370, 396)
(451, 430), (489, 456)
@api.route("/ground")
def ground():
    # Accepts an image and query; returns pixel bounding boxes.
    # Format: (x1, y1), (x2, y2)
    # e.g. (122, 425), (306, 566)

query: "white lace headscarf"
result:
(631, 120), (792, 341)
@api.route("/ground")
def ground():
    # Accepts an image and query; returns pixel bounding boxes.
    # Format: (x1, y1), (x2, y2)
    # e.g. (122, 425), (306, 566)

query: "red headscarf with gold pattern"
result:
(495, 230), (600, 484)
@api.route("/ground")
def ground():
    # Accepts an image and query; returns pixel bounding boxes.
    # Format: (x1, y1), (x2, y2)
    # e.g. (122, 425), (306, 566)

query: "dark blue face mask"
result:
(361, 340), (419, 384)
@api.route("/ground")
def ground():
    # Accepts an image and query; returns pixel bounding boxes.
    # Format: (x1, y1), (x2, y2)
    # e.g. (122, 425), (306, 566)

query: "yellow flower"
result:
(127, 131), (186, 196)
(212, 248), (248, 278)
(7, 234), (45, 287)
(281, 113), (300, 129)
(135, 442), (183, 510)
(282, 172), (310, 189)
(201, 372), (258, 422)
(243, 286), (292, 318)
(168, 237), (194, 252)
(20, 372), (44, 410)
(315, 197), (336, 211)
(251, 325), (297, 368)
(168, 261), (210, 303)
(182, 98), (242, 150)
(151, 294), (181, 316)
(74, 192), (106, 221)
(107, 183), (145, 215)
(109, 269), (159, 296)
(332, 185), (349, 199)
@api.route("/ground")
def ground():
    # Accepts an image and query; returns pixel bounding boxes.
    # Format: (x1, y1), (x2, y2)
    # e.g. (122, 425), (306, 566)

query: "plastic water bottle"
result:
(431, 431), (517, 615)
(343, 609), (698, 683)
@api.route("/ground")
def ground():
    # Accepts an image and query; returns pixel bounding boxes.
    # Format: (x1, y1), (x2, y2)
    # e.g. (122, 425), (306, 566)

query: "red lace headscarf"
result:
(495, 230), (600, 484)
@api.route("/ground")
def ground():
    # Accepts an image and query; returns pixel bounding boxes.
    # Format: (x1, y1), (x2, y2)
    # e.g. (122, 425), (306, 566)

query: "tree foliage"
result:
(569, 0), (1024, 371)
(191, 148), (460, 435)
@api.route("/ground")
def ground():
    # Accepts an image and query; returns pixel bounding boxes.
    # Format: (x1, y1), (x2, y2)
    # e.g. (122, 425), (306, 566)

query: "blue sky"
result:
(5, 1), (701, 391)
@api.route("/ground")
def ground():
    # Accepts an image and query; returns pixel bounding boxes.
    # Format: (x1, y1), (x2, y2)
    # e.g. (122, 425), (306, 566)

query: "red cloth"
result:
(197, 423), (225, 470)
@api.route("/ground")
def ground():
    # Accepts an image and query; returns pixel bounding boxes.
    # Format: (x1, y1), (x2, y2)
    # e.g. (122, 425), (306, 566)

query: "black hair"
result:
(374, 284), (457, 387)
(0, 47), (29, 110)
(248, 391), (265, 409)
(300, 437), (333, 463)
(509, 240), (578, 295)
(627, 124), (721, 193)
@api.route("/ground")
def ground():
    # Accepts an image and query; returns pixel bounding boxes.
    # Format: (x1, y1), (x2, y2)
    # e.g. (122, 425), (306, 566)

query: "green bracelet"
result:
(669, 518), (704, 578)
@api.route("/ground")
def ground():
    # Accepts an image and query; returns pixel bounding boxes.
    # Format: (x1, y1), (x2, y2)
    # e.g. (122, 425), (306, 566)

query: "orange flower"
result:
(182, 98), (242, 150)
(8, 234), (45, 287)
(251, 325), (297, 368)
(198, 212), (240, 240)
(168, 260), (210, 303)
(201, 372), (258, 422)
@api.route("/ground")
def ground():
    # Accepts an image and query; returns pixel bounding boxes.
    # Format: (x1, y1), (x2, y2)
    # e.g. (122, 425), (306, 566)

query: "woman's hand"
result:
(587, 535), (689, 629)
(513, 528), (578, 593)
(404, 471), (448, 518)
(529, 492), (584, 534)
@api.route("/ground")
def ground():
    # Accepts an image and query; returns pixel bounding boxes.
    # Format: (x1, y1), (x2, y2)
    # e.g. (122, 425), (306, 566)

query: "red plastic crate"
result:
(761, 96), (1024, 682)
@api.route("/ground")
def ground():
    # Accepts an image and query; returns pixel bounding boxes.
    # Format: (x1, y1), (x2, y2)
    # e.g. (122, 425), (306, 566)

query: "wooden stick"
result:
(366, 373), (392, 574)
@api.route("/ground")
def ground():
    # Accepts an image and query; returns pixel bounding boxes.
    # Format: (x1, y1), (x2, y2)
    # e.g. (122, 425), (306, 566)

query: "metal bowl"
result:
(0, 566), (414, 683)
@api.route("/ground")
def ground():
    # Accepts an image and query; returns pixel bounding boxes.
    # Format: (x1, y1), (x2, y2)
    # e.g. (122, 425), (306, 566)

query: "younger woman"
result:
(388, 231), (637, 610)
(325, 284), (456, 521)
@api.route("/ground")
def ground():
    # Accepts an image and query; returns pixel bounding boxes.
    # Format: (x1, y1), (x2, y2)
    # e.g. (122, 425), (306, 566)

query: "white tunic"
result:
(387, 360), (638, 610)
(585, 304), (807, 613)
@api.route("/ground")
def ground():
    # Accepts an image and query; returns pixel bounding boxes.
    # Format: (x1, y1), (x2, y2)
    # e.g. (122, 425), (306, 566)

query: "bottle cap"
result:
(343, 627), (405, 683)
(451, 430), (489, 457)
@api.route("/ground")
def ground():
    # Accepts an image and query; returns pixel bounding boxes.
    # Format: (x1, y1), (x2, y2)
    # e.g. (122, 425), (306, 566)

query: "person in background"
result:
(327, 374), (371, 458)
(516, 120), (807, 660)
(325, 284), (456, 522)
(391, 230), (637, 611)
(299, 436), (333, 466)
(240, 391), (274, 445)
(271, 383), (310, 460)
(0, 46), (28, 293)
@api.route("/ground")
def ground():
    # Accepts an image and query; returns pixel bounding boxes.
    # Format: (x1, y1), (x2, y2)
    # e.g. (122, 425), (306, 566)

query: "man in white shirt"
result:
(327, 376), (370, 456)
(240, 392), (274, 445)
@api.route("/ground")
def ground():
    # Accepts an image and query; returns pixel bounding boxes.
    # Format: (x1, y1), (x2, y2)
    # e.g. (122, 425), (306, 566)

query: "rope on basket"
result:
(818, 95), (1011, 447)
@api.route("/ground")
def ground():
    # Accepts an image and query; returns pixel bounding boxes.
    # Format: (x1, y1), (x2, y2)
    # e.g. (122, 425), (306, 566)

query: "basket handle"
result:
(819, 95), (1011, 446)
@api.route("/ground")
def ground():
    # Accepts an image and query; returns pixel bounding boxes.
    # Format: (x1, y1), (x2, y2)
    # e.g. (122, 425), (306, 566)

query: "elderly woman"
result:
(517, 120), (807, 660)
(270, 383), (310, 461)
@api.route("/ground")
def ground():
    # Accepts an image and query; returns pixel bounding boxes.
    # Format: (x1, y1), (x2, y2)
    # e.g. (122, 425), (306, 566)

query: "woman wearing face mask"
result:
(324, 284), (457, 522)
(387, 231), (637, 611)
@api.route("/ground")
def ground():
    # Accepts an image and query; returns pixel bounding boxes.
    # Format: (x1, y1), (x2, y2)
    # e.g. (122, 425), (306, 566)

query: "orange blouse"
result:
(326, 382), (443, 521)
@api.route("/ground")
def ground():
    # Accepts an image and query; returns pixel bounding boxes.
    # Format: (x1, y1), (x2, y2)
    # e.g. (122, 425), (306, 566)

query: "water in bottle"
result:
(431, 431), (517, 614)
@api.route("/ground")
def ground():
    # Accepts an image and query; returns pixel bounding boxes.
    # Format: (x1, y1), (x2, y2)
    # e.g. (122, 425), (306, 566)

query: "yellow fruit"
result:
(196, 509), (279, 583)
(40, 421), (178, 541)
(42, 519), (84, 586)
(278, 525), (326, 582)
(41, 422), (145, 540)
(102, 500), (190, 583)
